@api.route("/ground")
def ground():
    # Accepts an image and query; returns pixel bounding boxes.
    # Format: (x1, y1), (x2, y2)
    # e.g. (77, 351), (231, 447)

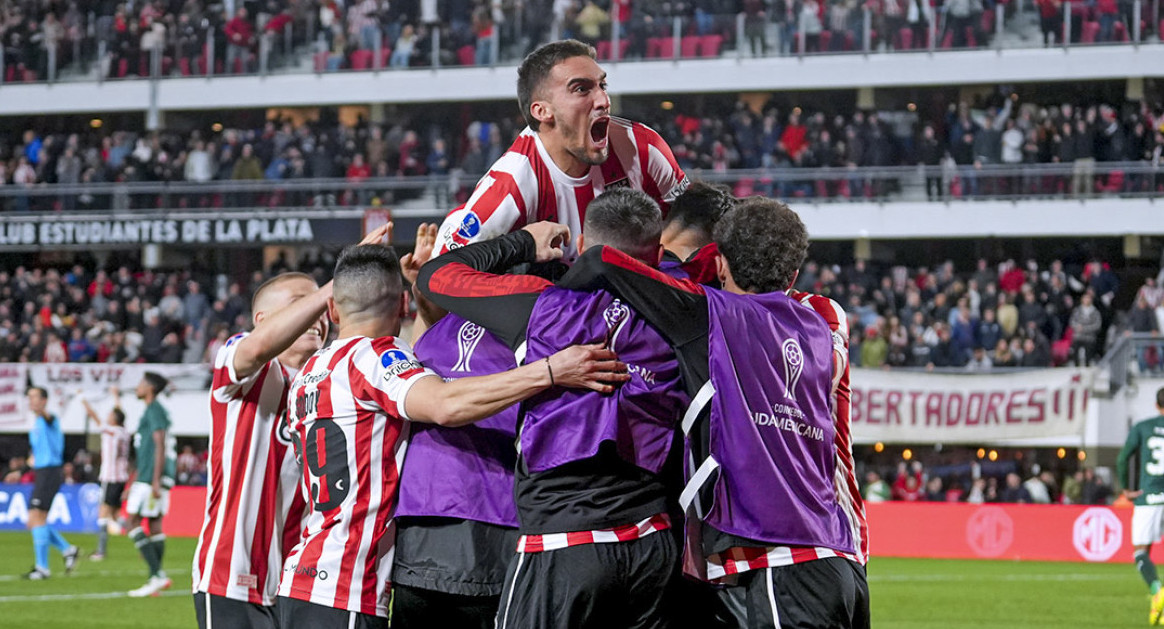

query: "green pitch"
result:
(0, 532), (1152, 627)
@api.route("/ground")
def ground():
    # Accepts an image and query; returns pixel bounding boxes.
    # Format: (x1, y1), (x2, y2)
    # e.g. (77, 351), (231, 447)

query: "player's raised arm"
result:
(403, 342), (628, 427)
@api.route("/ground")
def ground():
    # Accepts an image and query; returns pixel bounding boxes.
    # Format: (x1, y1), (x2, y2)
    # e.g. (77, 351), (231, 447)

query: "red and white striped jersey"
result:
(278, 336), (437, 618)
(98, 424), (130, 483)
(707, 545), (863, 580)
(435, 118), (689, 261)
(193, 332), (308, 606)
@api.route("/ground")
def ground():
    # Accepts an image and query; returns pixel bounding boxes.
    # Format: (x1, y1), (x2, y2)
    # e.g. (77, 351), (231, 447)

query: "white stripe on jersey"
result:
(278, 336), (436, 617)
(99, 425), (130, 483)
(192, 333), (302, 606)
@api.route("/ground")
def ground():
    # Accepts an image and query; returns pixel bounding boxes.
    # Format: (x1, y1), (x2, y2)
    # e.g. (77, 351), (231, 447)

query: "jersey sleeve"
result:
(435, 167), (532, 255)
(800, 294), (850, 392)
(635, 123), (689, 213)
(348, 337), (439, 421)
(210, 332), (262, 401)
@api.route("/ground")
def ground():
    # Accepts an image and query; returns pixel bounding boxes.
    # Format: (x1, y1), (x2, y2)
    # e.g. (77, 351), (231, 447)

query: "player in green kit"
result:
(1118, 386), (1164, 625)
(126, 372), (177, 598)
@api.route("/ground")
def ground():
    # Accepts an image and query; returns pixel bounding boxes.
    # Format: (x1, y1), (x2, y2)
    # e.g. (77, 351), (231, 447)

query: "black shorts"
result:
(739, 557), (870, 629)
(102, 482), (126, 509)
(391, 583), (498, 629)
(276, 596), (387, 629)
(495, 531), (678, 629)
(29, 466), (63, 511)
(194, 592), (277, 629)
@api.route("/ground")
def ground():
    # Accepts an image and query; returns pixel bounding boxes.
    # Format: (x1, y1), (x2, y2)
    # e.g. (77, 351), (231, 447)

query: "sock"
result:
(130, 527), (160, 578)
(96, 518), (109, 555)
(31, 525), (50, 571)
(46, 526), (71, 553)
(1136, 550), (1160, 593)
(150, 534), (166, 575)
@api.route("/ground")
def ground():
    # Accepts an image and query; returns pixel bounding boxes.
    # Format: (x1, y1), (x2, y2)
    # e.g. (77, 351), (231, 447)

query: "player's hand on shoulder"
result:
(547, 342), (630, 394)
(522, 221), (570, 263)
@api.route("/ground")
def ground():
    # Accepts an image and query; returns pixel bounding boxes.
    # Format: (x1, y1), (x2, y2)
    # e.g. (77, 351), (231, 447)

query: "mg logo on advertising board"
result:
(1073, 507), (1122, 561)
(966, 507), (1014, 558)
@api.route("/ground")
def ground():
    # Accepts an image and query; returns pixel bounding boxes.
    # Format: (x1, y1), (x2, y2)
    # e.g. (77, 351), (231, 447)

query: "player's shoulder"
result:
(788, 291), (847, 326)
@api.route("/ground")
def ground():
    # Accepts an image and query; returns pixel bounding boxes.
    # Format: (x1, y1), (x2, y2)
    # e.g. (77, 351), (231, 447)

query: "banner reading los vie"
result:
(850, 367), (1093, 444)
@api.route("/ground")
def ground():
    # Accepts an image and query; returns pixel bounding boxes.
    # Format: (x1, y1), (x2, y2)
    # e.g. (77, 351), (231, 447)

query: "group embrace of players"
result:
(190, 39), (870, 629)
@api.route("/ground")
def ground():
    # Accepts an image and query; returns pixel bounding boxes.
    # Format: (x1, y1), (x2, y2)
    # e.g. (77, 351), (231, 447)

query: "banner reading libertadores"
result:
(850, 367), (1093, 444)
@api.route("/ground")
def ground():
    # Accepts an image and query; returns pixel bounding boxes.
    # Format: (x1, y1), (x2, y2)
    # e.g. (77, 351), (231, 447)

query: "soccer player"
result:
(23, 386), (80, 580)
(558, 197), (870, 628)
(276, 244), (627, 629)
(126, 371), (177, 597)
(419, 189), (689, 629)
(434, 39), (688, 261)
(658, 181), (734, 284)
(192, 224), (391, 629)
(81, 388), (130, 561)
(1117, 386), (1164, 624)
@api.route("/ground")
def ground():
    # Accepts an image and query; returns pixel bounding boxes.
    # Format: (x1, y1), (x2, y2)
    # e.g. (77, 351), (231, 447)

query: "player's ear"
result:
(654, 244), (664, 267)
(326, 297), (341, 326)
(531, 100), (553, 127)
(576, 233), (585, 253)
(716, 255), (731, 287)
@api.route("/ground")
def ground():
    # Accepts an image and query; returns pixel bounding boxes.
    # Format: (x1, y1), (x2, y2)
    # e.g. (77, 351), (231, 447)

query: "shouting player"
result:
(276, 244), (627, 629)
(436, 39), (688, 261)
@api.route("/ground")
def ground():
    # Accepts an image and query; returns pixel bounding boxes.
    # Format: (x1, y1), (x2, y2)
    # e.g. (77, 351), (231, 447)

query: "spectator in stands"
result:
(892, 462), (925, 500)
(965, 345), (993, 371)
(864, 471), (891, 502)
(1069, 291), (1102, 365)
(924, 476), (946, 501)
(390, 23), (416, 67)
(1081, 467), (1112, 504)
(224, 7), (254, 74)
(999, 472), (1033, 503)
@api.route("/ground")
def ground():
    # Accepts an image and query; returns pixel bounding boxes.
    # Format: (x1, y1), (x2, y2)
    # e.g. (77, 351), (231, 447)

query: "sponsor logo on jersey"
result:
(604, 176), (630, 189)
(225, 333), (245, 347)
(236, 573), (259, 589)
(381, 348), (424, 379)
(446, 211), (481, 249)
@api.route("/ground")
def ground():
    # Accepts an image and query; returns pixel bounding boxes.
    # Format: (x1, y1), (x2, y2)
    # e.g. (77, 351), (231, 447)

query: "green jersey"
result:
(1117, 415), (1164, 506)
(133, 400), (173, 485)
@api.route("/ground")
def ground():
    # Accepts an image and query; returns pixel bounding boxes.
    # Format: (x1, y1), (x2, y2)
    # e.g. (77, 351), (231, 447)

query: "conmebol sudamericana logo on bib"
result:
(602, 299), (631, 350)
(782, 338), (804, 401)
(453, 321), (485, 372)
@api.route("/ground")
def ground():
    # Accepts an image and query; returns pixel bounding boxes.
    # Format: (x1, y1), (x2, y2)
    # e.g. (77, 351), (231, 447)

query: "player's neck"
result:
(538, 131), (590, 178)
(337, 314), (399, 341)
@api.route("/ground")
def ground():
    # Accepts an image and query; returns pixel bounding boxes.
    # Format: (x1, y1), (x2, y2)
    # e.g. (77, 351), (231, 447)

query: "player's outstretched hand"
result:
(401, 223), (438, 286)
(359, 222), (394, 246)
(522, 221), (570, 263)
(546, 343), (630, 393)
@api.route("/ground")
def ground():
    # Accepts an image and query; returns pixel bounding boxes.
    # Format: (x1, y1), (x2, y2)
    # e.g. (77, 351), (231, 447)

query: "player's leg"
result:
(277, 596), (388, 629)
(1133, 506), (1164, 593)
(621, 533), (680, 629)
(196, 591), (278, 629)
(26, 508), (52, 579)
(126, 483), (164, 595)
(742, 557), (864, 629)
(26, 465), (75, 578)
(494, 545), (614, 629)
(93, 482), (121, 559)
(392, 584), (498, 629)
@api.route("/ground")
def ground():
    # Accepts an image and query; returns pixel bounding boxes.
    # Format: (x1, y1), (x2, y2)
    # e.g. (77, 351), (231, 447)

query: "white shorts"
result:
(1132, 505), (1164, 546)
(125, 482), (170, 518)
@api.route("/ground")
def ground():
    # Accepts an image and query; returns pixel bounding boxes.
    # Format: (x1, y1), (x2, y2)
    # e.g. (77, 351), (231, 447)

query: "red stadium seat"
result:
(940, 30), (954, 48)
(819, 30), (833, 51)
(179, 58), (192, 76)
(1096, 170), (1124, 192)
(733, 178), (755, 197)
(700, 34), (723, 56)
(681, 35), (701, 57)
(22, 68), (37, 82)
(648, 37), (675, 58)
(596, 40), (612, 59)
(457, 45), (476, 66)
(313, 51), (329, 72)
(1112, 21), (1128, 41)
(350, 49), (373, 70)
(1081, 21), (1100, 43)
(981, 9), (995, 33)
(897, 28), (913, 50)
(379, 47), (391, 68)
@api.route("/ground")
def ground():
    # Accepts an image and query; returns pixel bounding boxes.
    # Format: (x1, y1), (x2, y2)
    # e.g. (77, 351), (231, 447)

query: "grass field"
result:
(0, 531), (1153, 628)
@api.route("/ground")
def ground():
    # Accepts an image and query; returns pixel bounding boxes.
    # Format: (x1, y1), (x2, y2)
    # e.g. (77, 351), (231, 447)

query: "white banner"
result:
(850, 367), (1094, 445)
(0, 365), (28, 432)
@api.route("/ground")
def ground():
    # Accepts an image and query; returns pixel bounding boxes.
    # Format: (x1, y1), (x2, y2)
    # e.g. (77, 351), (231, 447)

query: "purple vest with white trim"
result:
(521, 287), (687, 474)
(396, 314), (519, 527)
(699, 287), (855, 553)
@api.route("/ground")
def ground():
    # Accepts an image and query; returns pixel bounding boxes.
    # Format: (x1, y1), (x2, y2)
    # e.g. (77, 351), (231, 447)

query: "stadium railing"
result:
(0, 162), (1159, 214)
(1, 1), (1160, 87)
(1097, 332), (1164, 395)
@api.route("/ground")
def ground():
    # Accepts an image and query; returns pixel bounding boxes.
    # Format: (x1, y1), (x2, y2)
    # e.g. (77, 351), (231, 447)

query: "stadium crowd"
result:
(3, 0), (1158, 83)
(0, 91), (1161, 211)
(864, 459), (1117, 505)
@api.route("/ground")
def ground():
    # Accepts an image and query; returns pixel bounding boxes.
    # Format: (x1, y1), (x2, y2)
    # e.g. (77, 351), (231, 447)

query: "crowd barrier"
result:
(1, 484), (1152, 564)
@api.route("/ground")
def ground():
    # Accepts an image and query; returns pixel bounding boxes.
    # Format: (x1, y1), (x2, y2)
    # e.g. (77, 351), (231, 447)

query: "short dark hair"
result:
(26, 386), (47, 400)
(111, 408), (126, 426)
(664, 181), (735, 245)
(517, 39), (596, 131)
(714, 197), (808, 294)
(584, 188), (662, 262)
(252, 272), (316, 312)
(143, 371), (169, 394)
(333, 245), (403, 318)
(1157, 386), (1164, 410)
